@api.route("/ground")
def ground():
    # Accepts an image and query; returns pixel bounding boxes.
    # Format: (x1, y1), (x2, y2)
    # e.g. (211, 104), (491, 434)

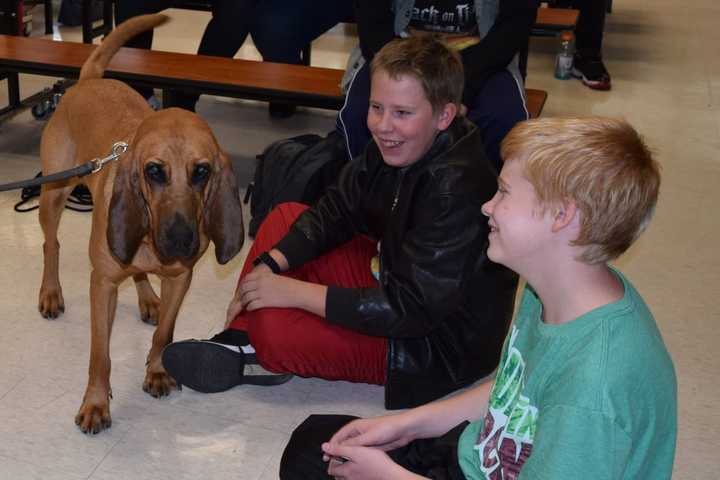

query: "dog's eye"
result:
(144, 162), (167, 184)
(192, 163), (211, 185)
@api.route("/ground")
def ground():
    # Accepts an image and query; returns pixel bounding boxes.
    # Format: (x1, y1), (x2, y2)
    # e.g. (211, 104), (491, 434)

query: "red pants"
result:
(229, 203), (387, 384)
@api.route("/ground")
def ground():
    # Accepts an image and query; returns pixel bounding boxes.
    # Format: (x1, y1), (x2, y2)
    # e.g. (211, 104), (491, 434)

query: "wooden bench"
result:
(0, 34), (546, 118)
(533, 6), (580, 36)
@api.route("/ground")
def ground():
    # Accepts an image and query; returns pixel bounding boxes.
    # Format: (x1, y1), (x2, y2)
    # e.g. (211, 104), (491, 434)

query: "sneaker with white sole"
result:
(572, 55), (612, 90)
(161, 332), (292, 393)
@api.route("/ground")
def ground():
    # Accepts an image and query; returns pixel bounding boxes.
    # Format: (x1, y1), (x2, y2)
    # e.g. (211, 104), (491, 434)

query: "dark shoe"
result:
(161, 337), (293, 393)
(269, 102), (297, 118)
(572, 55), (611, 90)
(162, 340), (246, 393)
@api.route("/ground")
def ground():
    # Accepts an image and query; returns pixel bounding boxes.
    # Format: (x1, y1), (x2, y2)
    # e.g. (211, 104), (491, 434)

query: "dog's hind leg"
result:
(38, 181), (76, 318)
(133, 273), (160, 325)
(38, 109), (77, 319)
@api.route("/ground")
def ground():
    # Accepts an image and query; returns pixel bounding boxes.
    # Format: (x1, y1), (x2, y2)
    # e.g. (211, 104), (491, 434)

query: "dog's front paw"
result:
(143, 370), (178, 398)
(75, 399), (111, 434)
(38, 287), (65, 319)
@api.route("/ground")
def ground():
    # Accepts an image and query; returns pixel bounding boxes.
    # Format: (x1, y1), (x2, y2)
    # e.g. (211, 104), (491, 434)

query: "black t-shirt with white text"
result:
(409, 1), (478, 34)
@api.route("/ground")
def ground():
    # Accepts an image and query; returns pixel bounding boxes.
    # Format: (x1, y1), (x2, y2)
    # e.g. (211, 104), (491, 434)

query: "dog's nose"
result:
(160, 213), (199, 260)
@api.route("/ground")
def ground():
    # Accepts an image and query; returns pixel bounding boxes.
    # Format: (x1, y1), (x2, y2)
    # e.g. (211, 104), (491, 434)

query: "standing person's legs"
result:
(250, 0), (354, 117)
(573, 0), (607, 58)
(115, 0), (174, 100)
(250, 0), (354, 65)
(197, 0), (258, 57)
(115, 0), (174, 48)
(568, 0), (612, 90)
(465, 70), (529, 173)
(170, 0), (260, 111)
(280, 415), (468, 480)
(228, 202), (386, 385)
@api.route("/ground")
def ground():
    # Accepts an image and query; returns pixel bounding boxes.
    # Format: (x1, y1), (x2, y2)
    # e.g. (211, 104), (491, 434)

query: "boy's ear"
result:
(437, 102), (458, 131)
(551, 200), (579, 233)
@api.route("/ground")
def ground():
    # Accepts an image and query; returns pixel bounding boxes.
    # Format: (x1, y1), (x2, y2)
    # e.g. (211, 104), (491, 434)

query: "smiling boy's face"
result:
(481, 160), (556, 273)
(367, 70), (455, 168)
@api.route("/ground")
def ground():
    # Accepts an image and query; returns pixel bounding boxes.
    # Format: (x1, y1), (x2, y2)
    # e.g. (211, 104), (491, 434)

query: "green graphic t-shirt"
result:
(458, 269), (677, 479)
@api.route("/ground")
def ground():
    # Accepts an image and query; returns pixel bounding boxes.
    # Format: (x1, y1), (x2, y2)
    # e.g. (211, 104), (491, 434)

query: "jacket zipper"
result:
(382, 168), (407, 284)
(391, 168), (406, 212)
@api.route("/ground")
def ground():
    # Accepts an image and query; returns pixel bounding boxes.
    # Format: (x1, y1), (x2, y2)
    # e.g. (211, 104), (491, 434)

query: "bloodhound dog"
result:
(37, 14), (244, 434)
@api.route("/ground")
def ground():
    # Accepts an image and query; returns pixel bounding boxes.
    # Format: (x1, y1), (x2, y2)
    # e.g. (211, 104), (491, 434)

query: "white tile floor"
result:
(0, 2), (718, 478)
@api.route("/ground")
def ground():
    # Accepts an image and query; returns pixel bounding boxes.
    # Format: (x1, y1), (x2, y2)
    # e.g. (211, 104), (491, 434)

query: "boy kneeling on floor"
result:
(280, 117), (678, 479)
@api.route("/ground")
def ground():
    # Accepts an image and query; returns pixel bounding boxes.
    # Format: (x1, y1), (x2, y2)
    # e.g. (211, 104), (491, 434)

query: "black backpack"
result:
(245, 131), (348, 237)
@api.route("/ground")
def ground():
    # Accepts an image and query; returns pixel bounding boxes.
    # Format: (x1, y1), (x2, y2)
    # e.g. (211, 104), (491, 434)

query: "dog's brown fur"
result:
(37, 14), (244, 434)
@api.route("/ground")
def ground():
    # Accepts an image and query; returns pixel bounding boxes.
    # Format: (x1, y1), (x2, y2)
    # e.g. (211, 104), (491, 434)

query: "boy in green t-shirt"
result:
(280, 117), (677, 479)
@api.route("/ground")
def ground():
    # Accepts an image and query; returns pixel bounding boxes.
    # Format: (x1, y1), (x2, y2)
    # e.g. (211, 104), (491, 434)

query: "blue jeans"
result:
(338, 63), (529, 172)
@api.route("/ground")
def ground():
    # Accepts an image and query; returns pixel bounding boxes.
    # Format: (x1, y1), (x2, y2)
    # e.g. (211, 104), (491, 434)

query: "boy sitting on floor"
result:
(162, 35), (518, 410)
(281, 117), (677, 479)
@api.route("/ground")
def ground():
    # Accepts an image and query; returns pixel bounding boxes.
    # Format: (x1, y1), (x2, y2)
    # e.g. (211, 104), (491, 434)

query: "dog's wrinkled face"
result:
(107, 108), (244, 266)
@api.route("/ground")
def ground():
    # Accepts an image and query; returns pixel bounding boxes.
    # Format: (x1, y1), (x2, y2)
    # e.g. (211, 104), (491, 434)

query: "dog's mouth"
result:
(156, 212), (200, 262)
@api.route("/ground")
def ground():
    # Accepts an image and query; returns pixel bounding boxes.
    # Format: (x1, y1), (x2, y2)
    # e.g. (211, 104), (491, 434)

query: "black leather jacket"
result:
(275, 118), (518, 409)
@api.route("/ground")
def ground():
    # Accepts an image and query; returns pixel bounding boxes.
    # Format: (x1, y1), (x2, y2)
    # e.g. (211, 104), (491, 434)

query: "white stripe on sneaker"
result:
(206, 341), (241, 353)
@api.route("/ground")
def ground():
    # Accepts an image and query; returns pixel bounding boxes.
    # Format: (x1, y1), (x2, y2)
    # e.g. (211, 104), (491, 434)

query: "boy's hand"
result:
(225, 266), (328, 323)
(225, 263), (273, 327)
(322, 443), (415, 480)
(237, 269), (301, 311)
(328, 415), (414, 452)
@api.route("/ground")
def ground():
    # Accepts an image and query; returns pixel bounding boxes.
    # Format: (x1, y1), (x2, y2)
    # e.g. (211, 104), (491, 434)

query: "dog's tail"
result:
(79, 14), (169, 81)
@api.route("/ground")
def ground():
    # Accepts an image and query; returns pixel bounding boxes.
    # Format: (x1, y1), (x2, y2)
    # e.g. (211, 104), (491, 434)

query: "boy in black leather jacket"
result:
(162, 35), (517, 411)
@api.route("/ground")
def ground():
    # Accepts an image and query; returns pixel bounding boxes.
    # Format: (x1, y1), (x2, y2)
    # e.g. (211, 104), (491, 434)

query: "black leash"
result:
(1, 142), (129, 212)
(2, 163), (97, 193)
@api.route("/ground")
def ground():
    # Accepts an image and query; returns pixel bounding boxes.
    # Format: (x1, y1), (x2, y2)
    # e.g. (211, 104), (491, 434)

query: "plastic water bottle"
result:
(554, 31), (574, 80)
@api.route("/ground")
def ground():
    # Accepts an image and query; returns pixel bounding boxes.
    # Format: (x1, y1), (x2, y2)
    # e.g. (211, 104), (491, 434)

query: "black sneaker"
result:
(572, 55), (612, 91)
(162, 339), (247, 393)
(161, 334), (292, 393)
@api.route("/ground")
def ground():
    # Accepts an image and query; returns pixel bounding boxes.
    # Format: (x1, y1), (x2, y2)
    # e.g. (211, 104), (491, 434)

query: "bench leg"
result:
(7, 71), (20, 106)
(0, 71), (22, 117)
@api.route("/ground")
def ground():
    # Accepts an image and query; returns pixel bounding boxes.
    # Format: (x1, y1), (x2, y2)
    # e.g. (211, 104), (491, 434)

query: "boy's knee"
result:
(254, 203), (309, 246)
(280, 414), (358, 479)
(267, 202), (308, 225)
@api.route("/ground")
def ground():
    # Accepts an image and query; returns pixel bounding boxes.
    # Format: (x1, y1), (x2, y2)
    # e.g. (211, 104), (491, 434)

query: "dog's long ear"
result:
(204, 152), (244, 264)
(107, 153), (149, 265)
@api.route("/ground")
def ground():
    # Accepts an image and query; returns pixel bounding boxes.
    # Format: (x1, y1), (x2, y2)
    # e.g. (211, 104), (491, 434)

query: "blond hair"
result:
(370, 35), (464, 113)
(501, 117), (661, 264)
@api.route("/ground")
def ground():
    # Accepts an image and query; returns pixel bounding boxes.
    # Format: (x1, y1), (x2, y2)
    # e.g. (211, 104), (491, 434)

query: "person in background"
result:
(115, 0), (353, 116)
(280, 117), (676, 479)
(557, 0), (612, 90)
(338, 0), (539, 172)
